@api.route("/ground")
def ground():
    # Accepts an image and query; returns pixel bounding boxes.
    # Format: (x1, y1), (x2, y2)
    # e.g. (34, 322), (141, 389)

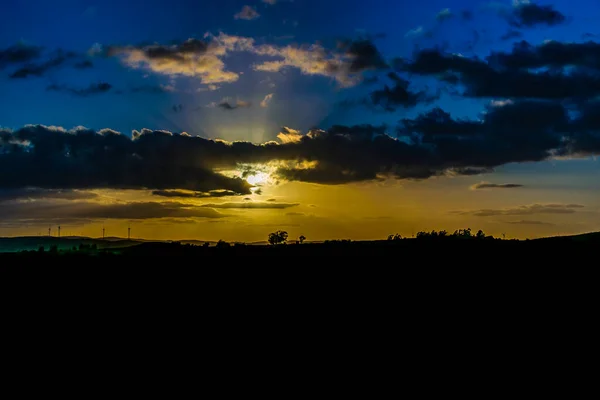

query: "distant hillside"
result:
(0, 236), (141, 253)
(532, 231), (600, 242)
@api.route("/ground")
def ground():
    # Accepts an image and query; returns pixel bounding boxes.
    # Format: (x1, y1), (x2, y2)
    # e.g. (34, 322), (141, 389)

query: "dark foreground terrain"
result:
(1, 231), (599, 263)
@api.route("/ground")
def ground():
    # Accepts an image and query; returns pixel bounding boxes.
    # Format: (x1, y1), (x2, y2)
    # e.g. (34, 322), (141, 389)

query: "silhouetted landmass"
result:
(1, 230), (599, 262)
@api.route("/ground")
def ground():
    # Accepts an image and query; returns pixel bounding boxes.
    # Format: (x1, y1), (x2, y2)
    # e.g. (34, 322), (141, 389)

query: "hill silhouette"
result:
(1, 229), (599, 262)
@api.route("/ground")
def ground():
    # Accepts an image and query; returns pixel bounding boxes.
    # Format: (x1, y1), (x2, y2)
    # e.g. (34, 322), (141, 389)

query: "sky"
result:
(2, 0), (600, 241)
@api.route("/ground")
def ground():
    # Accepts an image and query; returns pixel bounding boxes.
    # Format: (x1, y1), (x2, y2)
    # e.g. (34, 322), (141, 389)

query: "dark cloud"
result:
(404, 48), (600, 100)
(0, 42), (43, 68)
(500, 30), (522, 41)
(459, 203), (584, 217)
(131, 85), (173, 94)
(200, 202), (299, 209)
(564, 100), (600, 155)
(0, 125), (252, 193)
(10, 50), (75, 78)
(2, 100), (600, 190)
(339, 39), (388, 73)
(107, 38), (208, 61)
(218, 100), (251, 110)
(73, 60), (94, 69)
(470, 182), (524, 190)
(47, 82), (112, 97)
(152, 189), (240, 198)
(399, 107), (481, 138)
(510, 2), (566, 28)
(370, 72), (435, 111)
(0, 188), (98, 202)
(399, 100), (569, 167)
(488, 40), (600, 71)
(0, 200), (223, 221)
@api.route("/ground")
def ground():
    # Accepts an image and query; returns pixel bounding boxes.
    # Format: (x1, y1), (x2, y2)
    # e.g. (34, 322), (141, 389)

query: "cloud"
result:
(106, 37), (240, 85)
(217, 99), (251, 110)
(10, 50), (75, 78)
(500, 30), (522, 41)
(0, 125), (252, 193)
(405, 26), (426, 38)
(201, 202), (299, 209)
(277, 126), (303, 143)
(510, 1), (566, 28)
(152, 189), (240, 198)
(261, 93), (274, 108)
(234, 5), (260, 20)
(436, 8), (454, 22)
(105, 34), (387, 88)
(459, 203), (584, 217)
(47, 82), (112, 97)
(262, 0), (277, 4)
(404, 48), (600, 100)
(88, 43), (103, 56)
(0, 188), (98, 202)
(4, 98), (600, 190)
(399, 100), (569, 167)
(488, 40), (600, 71)
(370, 72), (435, 111)
(73, 60), (94, 69)
(470, 182), (524, 190)
(252, 38), (387, 86)
(0, 42), (43, 68)
(0, 200), (224, 222)
(130, 84), (175, 94)
(505, 220), (554, 225)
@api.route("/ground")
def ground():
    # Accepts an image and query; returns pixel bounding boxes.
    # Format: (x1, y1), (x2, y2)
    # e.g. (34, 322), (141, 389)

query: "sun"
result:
(246, 172), (270, 185)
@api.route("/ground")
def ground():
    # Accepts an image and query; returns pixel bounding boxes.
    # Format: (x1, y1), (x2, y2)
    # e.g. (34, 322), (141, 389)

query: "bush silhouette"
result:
(414, 228), (493, 240)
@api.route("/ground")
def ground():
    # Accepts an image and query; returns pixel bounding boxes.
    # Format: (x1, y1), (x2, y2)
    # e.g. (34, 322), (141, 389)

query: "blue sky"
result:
(2, 0), (600, 240)
(3, 0), (599, 138)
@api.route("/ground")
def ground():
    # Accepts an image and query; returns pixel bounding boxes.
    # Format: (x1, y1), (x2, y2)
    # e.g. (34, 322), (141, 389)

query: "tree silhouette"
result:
(299, 235), (306, 244)
(268, 231), (288, 245)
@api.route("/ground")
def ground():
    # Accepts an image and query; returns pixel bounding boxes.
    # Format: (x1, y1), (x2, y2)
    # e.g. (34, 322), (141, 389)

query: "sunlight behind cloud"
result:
(246, 172), (271, 185)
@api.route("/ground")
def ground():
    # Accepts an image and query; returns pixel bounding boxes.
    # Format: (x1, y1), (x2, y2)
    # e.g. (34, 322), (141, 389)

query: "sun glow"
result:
(246, 172), (270, 185)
